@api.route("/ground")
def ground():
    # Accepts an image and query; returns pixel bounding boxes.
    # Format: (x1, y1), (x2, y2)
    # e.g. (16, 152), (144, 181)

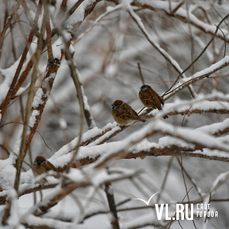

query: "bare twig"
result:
(0, 0), (24, 48)
(164, 13), (229, 98)
(128, 5), (196, 98)
(105, 179), (120, 229)
(137, 62), (145, 84)
(133, 1), (229, 43)
(57, 30), (84, 172)
(0, 0), (43, 121)
(14, 0), (46, 192)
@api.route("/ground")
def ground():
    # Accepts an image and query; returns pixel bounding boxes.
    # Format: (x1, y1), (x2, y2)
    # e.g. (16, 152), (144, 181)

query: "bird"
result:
(139, 85), (168, 119)
(31, 156), (57, 183)
(111, 100), (145, 125)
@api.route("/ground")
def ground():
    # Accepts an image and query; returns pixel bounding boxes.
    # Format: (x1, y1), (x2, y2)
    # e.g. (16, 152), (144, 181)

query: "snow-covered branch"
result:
(165, 56), (229, 100)
(134, 0), (229, 42)
(1, 1), (229, 228)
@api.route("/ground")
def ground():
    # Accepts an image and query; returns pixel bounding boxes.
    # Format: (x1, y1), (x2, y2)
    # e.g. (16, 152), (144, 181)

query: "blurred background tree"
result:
(0, 0), (229, 228)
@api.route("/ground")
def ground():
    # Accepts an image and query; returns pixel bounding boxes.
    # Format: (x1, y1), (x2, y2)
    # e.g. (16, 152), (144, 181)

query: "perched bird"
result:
(31, 156), (57, 183)
(139, 85), (168, 119)
(111, 100), (145, 125)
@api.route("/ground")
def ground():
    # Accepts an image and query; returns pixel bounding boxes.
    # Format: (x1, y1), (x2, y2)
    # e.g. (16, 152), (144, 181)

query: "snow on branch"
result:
(196, 118), (229, 137)
(48, 116), (229, 171)
(127, 4), (183, 74)
(80, 80), (96, 129)
(134, 0), (229, 42)
(73, 4), (122, 45)
(0, 0), (43, 121)
(24, 54), (62, 156)
(1, 1), (229, 227)
(47, 68), (229, 164)
(165, 56), (229, 99)
(23, 215), (75, 229)
(128, 3), (197, 98)
(208, 171), (229, 196)
(7, 167), (140, 220)
(153, 92), (229, 118)
(44, 91), (229, 172)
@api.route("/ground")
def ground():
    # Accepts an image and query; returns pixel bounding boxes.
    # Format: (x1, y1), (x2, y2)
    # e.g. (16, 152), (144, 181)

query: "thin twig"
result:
(105, 178), (120, 229)
(128, 6), (196, 98)
(0, 0), (43, 121)
(164, 13), (229, 97)
(14, 0), (46, 192)
(58, 30), (85, 173)
(137, 62), (145, 84)
(0, 0), (24, 47)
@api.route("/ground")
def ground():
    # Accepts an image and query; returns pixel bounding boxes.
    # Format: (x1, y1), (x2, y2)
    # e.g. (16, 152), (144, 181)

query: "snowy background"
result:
(0, 0), (229, 228)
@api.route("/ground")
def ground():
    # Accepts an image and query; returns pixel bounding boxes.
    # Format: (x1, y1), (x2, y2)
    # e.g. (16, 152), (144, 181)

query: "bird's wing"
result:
(123, 103), (139, 119)
(147, 89), (158, 103)
(47, 161), (57, 171)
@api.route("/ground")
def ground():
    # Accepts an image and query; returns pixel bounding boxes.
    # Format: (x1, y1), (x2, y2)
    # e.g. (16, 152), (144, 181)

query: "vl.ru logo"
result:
(155, 203), (193, 220)
(133, 192), (218, 221)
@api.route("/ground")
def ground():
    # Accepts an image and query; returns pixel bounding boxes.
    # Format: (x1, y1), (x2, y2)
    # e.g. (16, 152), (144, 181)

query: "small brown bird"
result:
(111, 100), (145, 125)
(139, 85), (168, 119)
(31, 156), (57, 183)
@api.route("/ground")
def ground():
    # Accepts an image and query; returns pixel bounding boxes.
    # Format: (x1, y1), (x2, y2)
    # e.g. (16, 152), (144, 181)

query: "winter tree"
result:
(0, 0), (229, 228)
